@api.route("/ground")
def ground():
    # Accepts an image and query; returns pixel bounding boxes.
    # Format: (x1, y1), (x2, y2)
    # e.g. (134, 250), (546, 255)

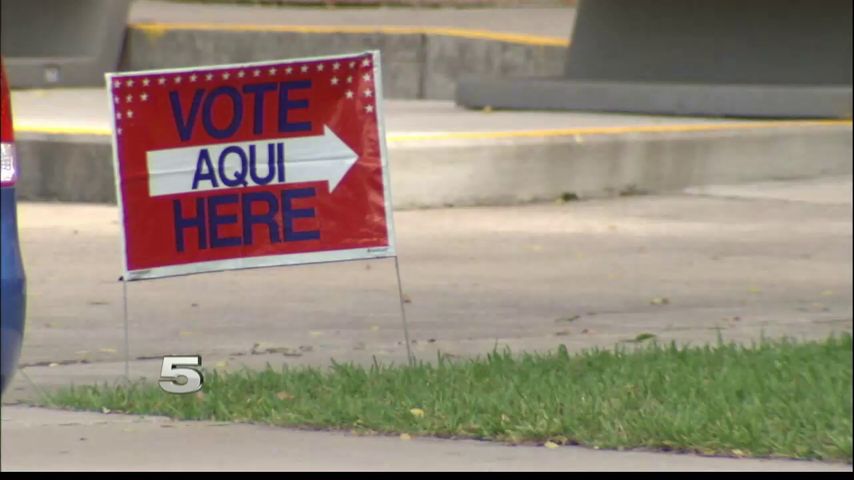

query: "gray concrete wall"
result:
(120, 27), (566, 100)
(15, 135), (116, 204)
(422, 36), (564, 99)
(121, 29), (424, 99)
(14, 126), (852, 208)
(389, 127), (853, 208)
(455, 80), (854, 118)
(564, 0), (852, 85)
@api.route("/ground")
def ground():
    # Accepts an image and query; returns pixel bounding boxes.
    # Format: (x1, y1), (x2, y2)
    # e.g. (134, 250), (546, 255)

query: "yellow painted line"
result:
(13, 122), (111, 136)
(13, 119), (850, 140)
(386, 119), (853, 142)
(131, 22), (569, 47)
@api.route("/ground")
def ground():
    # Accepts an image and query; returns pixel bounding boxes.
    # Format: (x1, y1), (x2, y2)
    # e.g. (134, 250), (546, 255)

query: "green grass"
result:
(47, 334), (853, 462)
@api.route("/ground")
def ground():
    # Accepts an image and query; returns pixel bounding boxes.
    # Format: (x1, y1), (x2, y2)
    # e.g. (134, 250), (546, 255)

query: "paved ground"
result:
(2, 405), (850, 472)
(1, 176), (851, 470)
(129, 0), (576, 39)
(3, 175), (851, 393)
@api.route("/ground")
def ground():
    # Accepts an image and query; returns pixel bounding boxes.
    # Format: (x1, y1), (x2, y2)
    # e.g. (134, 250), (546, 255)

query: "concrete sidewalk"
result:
(1, 176), (852, 470)
(2, 406), (850, 471)
(2, 176), (850, 396)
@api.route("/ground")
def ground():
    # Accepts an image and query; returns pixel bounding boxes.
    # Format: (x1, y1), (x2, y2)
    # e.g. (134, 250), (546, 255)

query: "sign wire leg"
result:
(122, 277), (130, 380)
(16, 367), (51, 405)
(393, 256), (415, 365)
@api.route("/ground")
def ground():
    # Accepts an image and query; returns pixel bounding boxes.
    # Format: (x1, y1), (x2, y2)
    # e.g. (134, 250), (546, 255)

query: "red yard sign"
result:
(107, 51), (395, 280)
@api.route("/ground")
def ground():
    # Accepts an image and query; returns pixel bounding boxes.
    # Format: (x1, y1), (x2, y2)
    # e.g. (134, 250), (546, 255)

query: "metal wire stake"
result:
(393, 256), (415, 365)
(122, 276), (130, 380)
(16, 367), (51, 405)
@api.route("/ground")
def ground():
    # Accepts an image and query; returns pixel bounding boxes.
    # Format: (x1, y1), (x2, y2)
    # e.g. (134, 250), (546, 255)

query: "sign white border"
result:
(106, 50), (396, 281)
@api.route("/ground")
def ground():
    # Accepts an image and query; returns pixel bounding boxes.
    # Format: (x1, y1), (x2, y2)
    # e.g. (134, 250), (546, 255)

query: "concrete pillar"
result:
(456, 0), (853, 118)
(1, 0), (132, 88)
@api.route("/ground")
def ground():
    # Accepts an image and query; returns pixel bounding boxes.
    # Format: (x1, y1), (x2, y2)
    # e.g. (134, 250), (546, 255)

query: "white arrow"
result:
(145, 125), (358, 197)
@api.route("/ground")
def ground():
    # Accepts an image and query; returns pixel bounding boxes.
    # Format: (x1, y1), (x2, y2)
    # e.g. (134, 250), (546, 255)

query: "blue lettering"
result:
(278, 80), (312, 133)
(173, 198), (207, 252)
(282, 187), (319, 242)
(218, 146), (248, 188)
(192, 148), (218, 190)
(169, 89), (204, 142)
(248, 144), (277, 186)
(242, 83), (276, 135)
(207, 194), (241, 248)
(276, 142), (285, 183)
(242, 191), (281, 245)
(203, 86), (243, 139)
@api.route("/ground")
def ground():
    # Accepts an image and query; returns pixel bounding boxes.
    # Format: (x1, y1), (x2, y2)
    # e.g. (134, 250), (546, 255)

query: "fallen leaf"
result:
(650, 297), (670, 306)
(634, 333), (657, 342)
(554, 330), (571, 336)
(48, 362), (60, 367)
(194, 392), (206, 401)
(98, 348), (118, 354)
(501, 414), (510, 422)
(179, 331), (193, 337)
(101, 407), (111, 414)
(555, 315), (580, 323)
(251, 342), (270, 354)
(309, 331), (324, 337)
(400, 433), (412, 441)
(275, 348), (303, 357)
(214, 360), (228, 369)
(731, 449), (746, 457)
(409, 408), (425, 418)
(544, 441), (559, 449)
(276, 391), (294, 401)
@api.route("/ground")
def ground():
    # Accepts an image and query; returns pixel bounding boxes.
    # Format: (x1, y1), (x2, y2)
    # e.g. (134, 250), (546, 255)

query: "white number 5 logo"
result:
(159, 355), (204, 394)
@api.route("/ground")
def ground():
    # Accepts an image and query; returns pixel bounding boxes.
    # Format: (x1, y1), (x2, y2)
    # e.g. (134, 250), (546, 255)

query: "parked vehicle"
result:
(1, 56), (27, 395)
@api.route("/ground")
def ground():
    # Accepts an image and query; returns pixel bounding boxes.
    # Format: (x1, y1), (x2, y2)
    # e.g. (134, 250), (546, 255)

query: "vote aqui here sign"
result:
(107, 51), (395, 280)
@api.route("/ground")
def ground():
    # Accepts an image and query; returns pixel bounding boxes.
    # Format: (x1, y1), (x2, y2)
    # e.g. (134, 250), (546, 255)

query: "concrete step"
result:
(10, 89), (853, 208)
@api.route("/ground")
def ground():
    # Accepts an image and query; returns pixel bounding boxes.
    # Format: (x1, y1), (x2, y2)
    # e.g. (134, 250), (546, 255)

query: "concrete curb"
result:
(14, 123), (853, 208)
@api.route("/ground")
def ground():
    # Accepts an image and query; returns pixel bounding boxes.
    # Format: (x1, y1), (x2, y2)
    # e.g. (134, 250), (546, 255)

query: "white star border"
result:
(109, 53), (378, 134)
